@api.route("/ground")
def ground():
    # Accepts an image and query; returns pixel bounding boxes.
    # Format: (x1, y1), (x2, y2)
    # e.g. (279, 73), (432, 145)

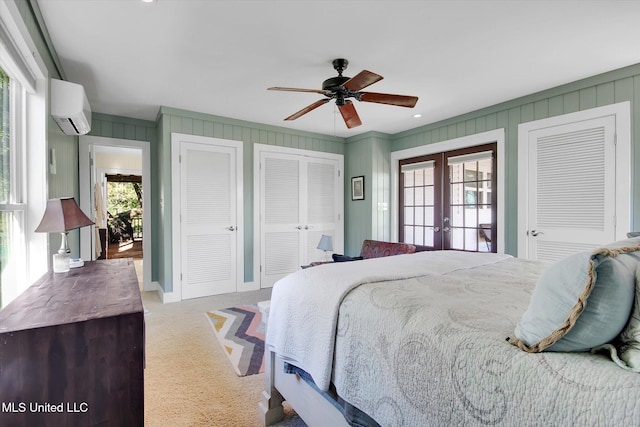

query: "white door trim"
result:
(390, 129), (506, 253)
(253, 143), (344, 288)
(171, 133), (244, 301)
(517, 102), (631, 258)
(79, 135), (152, 291)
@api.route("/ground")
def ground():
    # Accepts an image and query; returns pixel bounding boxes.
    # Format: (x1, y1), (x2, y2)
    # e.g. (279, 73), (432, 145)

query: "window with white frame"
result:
(0, 65), (27, 308)
(0, 4), (49, 308)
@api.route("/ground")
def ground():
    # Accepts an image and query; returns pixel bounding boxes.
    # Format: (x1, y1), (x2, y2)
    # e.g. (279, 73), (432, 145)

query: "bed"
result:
(259, 244), (640, 426)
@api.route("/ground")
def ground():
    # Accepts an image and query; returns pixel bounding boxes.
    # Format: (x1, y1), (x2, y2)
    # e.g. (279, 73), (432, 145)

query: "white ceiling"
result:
(36, 0), (640, 138)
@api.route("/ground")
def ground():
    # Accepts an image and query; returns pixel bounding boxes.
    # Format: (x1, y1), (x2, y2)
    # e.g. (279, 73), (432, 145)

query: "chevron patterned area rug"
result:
(205, 304), (265, 377)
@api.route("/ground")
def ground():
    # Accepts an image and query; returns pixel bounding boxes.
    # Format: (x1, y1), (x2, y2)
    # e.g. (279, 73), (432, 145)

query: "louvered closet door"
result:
(527, 116), (616, 262)
(261, 154), (302, 288)
(181, 142), (237, 299)
(305, 158), (339, 263)
(260, 152), (342, 287)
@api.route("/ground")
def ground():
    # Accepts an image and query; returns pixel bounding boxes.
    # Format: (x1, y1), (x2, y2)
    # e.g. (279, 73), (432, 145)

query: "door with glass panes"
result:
(399, 143), (496, 252)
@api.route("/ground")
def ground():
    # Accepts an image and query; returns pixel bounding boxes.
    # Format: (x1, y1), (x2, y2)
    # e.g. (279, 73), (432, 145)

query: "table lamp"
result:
(317, 234), (333, 262)
(35, 197), (94, 273)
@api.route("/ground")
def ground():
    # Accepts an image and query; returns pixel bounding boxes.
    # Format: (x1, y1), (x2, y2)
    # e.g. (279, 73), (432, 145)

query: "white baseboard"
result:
(237, 280), (258, 293)
(156, 283), (181, 303)
(142, 281), (155, 292)
(154, 281), (262, 304)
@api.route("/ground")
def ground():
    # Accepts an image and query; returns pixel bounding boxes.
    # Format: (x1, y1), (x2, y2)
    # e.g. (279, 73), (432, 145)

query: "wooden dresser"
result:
(0, 259), (144, 426)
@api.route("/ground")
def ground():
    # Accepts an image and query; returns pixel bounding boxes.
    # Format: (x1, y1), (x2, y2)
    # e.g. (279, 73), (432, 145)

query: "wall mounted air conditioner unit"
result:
(51, 78), (92, 136)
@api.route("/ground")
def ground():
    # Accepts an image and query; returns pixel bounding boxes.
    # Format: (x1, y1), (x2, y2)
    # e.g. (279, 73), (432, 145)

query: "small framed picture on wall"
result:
(351, 176), (364, 201)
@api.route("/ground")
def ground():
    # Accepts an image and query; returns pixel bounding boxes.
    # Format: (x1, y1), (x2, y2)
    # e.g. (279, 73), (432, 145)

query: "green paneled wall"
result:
(371, 134), (392, 243)
(47, 117), (80, 257)
(90, 113), (158, 142)
(344, 132), (392, 255)
(19, 1), (64, 81)
(344, 135), (372, 255)
(157, 107), (345, 292)
(389, 63), (640, 255)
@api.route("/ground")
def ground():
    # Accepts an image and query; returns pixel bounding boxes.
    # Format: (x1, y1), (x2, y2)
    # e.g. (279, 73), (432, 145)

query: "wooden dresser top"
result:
(0, 258), (142, 333)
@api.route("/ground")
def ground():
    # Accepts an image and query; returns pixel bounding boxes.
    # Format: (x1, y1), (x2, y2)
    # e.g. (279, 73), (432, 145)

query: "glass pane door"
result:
(399, 143), (497, 253)
(444, 145), (496, 252)
(399, 155), (442, 250)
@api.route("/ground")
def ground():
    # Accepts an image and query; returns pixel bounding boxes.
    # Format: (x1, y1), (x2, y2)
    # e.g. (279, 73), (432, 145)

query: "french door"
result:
(399, 143), (497, 252)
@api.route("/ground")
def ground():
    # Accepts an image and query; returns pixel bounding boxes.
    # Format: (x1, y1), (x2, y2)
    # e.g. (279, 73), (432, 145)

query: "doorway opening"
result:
(104, 174), (143, 260)
(79, 136), (151, 292)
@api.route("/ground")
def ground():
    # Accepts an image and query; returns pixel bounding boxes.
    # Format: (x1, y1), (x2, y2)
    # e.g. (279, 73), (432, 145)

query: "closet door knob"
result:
(226, 226), (236, 231)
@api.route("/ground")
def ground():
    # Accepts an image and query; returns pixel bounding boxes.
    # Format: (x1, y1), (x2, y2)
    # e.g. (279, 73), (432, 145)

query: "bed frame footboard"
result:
(258, 349), (349, 427)
(258, 349), (285, 425)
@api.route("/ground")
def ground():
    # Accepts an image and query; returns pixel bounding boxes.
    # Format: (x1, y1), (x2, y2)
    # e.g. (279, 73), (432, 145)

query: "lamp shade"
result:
(35, 197), (94, 233)
(317, 235), (333, 252)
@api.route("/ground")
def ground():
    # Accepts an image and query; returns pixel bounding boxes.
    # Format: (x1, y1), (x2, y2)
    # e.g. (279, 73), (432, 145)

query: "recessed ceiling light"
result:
(413, 113), (422, 118)
(141, 0), (155, 3)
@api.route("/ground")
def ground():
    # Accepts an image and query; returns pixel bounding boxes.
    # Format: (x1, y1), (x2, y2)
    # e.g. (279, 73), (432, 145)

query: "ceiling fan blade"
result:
(343, 70), (383, 92)
(284, 99), (330, 121)
(268, 86), (330, 95)
(338, 101), (362, 129)
(359, 92), (419, 108)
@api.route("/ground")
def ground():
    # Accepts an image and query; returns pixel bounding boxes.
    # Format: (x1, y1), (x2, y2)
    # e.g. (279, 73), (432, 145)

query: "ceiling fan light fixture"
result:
(268, 58), (419, 129)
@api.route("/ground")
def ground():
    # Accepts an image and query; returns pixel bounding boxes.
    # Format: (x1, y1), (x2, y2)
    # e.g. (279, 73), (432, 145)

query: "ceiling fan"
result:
(268, 58), (419, 129)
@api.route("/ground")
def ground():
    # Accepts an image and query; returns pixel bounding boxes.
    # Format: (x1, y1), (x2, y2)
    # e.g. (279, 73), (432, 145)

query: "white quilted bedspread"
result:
(267, 251), (640, 426)
(266, 251), (510, 391)
(332, 256), (640, 426)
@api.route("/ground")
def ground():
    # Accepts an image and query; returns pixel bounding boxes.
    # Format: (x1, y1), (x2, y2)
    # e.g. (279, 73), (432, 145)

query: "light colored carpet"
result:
(134, 259), (143, 287)
(141, 286), (306, 427)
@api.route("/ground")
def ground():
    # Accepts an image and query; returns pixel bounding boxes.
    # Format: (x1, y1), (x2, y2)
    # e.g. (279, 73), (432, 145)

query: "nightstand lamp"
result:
(35, 197), (94, 273)
(317, 234), (333, 262)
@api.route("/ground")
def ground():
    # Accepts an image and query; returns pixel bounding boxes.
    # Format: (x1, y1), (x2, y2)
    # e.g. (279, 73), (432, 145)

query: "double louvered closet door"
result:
(258, 148), (343, 288)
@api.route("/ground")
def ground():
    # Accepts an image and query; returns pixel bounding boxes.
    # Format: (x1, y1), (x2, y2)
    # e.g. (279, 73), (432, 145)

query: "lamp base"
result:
(70, 258), (85, 268)
(53, 253), (70, 273)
